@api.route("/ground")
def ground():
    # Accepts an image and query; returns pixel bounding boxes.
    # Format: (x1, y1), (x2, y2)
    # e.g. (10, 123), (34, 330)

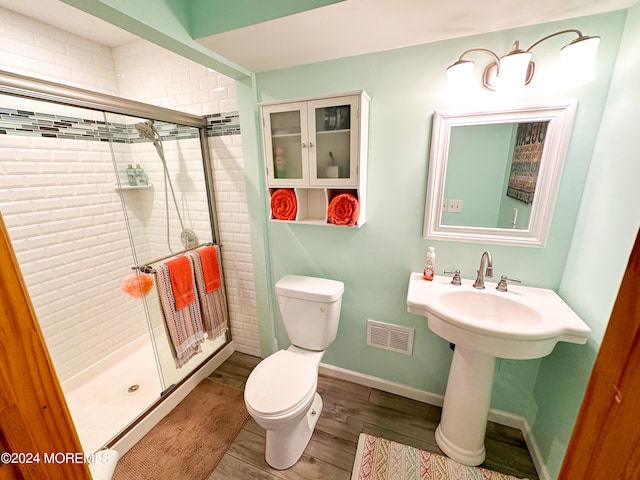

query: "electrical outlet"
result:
(448, 199), (463, 213)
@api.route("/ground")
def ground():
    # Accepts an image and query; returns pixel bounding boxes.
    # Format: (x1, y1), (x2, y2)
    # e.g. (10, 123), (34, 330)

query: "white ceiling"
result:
(0, 0), (636, 72)
(196, 0), (637, 71)
(0, 0), (138, 47)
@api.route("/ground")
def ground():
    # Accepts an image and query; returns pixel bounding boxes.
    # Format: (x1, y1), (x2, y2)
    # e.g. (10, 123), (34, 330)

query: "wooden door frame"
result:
(560, 228), (640, 478)
(0, 213), (91, 479)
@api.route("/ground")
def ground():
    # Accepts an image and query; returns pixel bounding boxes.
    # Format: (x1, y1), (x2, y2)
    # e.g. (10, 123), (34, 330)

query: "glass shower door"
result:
(104, 112), (225, 390)
(0, 95), (162, 453)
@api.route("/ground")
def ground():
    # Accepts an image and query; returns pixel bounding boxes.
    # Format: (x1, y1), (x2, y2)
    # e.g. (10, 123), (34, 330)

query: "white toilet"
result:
(244, 275), (344, 470)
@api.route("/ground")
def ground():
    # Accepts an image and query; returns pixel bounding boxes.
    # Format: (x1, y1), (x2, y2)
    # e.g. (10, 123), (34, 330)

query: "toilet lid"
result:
(244, 350), (317, 416)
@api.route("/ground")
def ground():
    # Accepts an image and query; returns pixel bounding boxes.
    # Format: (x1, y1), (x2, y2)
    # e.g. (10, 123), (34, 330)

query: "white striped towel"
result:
(188, 245), (229, 341)
(155, 256), (205, 368)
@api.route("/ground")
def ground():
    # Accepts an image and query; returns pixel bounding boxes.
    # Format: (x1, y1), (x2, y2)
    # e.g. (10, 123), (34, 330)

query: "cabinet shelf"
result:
(272, 132), (302, 138)
(316, 129), (350, 135)
(269, 187), (364, 227)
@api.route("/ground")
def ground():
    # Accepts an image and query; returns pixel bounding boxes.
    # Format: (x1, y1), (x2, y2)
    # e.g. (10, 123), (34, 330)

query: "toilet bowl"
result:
(243, 275), (344, 470)
(245, 348), (324, 469)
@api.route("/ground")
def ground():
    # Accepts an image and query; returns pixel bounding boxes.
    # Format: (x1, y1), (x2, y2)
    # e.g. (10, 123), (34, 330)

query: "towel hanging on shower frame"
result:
(155, 254), (205, 368)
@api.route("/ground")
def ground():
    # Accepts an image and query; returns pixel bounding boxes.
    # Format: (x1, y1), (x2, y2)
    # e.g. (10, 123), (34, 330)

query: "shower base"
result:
(63, 336), (161, 454)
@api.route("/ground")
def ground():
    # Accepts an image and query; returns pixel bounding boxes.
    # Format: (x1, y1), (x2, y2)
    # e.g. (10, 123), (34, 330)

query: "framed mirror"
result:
(423, 99), (577, 247)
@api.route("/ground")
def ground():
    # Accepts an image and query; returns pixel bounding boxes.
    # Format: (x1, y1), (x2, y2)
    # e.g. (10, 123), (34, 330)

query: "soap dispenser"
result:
(135, 164), (148, 186)
(423, 247), (436, 281)
(126, 164), (137, 186)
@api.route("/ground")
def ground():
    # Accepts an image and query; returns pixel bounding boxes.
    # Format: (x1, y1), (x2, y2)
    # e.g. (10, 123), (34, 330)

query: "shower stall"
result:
(0, 70), (231, 454)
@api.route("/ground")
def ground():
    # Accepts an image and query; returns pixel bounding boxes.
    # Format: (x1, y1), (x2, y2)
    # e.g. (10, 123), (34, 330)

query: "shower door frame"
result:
(0, 68), (231, 448)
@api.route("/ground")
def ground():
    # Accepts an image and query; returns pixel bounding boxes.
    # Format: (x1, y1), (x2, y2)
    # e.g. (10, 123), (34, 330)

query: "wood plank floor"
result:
(205, 352), (539, 480)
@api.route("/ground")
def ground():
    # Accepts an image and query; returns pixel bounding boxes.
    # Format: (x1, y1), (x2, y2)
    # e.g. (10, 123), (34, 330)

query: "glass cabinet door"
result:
(263, 102), (309, 186)
(309, 96), (359, 186)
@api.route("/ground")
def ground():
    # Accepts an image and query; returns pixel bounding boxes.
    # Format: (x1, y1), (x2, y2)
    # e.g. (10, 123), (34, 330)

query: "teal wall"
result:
(532, 3), (640, 477)
(443, 122), (534, 230)
(189, 0), (344, 38)
(238, 10), (632, 478)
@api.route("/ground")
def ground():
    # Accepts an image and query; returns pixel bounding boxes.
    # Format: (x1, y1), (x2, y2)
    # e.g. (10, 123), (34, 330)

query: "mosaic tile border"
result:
(0, 107), (240, 142)
(207, 112), (241, 136)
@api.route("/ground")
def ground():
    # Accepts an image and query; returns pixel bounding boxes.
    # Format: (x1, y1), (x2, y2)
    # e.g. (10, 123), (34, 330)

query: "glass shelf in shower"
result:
(113, 181), (154, 191)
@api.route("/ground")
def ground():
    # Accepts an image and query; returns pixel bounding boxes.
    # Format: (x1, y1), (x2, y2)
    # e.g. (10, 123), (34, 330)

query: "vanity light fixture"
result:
(446, 29), (600, 92)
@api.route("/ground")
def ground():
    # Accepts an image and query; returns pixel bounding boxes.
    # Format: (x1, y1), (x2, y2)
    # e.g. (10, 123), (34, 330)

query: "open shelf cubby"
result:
(269, 187), (364, 227)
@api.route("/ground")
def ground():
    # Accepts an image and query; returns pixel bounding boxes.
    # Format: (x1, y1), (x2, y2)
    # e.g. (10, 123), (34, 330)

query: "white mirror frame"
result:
(423, 99), (577, 247)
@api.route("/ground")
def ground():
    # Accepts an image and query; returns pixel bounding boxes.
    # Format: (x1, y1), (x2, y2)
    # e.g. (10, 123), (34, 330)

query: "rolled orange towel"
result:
(327, 193), (359, 226)
(271, 188), (297, 220)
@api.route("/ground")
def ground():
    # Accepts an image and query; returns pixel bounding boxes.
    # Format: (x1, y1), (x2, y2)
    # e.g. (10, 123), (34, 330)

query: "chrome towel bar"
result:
(131, 242), (216, 274)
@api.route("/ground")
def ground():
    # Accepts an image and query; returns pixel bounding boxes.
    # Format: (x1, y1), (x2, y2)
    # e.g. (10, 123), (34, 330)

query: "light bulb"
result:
(496, 51), (532, 93)
(561, 36), (600, 85)
(446, 60), (475, 91)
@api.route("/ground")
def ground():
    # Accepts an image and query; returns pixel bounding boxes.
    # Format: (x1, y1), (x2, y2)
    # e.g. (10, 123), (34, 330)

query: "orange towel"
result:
(271, 188), (297, 220)
(165, 256), (196, 310)
(196, 246), (221, 293)
(327, 193), (359, 226)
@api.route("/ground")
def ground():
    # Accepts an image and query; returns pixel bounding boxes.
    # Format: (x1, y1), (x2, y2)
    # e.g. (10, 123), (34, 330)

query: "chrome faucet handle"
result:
(496, 275), (521, 292)
(443, 270), (462, 286)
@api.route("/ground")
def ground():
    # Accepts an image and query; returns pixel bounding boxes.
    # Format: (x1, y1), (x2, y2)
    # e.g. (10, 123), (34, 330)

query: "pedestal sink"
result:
(406, 272), (590, 466)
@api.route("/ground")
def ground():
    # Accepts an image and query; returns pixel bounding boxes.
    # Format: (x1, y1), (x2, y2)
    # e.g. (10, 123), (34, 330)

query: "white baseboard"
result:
(520, 422), (553, 480)
(486, 409), (551, 480)
(110, 341), (235, 456)
(319, 361), (551, 480)
(319, 362), (445, 406)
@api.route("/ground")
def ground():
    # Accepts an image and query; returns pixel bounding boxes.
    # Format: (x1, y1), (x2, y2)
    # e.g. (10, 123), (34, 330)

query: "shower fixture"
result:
(134, 120), (156, 141)
(135, 119), (199, 251)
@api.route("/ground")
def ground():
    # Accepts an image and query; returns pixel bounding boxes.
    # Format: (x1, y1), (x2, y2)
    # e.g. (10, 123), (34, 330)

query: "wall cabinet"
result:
(260, 91), (369, 226)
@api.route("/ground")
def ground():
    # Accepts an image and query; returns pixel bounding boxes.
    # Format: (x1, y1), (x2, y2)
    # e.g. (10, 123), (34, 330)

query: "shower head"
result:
(135, 120), (157, 140)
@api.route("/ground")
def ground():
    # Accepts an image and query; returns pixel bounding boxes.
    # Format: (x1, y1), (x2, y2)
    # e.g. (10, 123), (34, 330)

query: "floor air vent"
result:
(366, 319), (414, 355)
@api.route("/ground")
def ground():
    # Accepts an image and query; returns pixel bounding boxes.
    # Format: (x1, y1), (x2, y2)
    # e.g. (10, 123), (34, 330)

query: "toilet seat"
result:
(245, 350), (317, 417)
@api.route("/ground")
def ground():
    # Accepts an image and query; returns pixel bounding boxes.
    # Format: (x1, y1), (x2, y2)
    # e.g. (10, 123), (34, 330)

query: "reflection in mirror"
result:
(424, 100), (577, 247)
(443, 121), (549, 230)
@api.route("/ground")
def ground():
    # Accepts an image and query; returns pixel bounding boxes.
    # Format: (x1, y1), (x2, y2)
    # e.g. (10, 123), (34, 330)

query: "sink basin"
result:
(406, 272), (590, 360)
(406, 272), (591, 466)
(439, 291), (542, 328)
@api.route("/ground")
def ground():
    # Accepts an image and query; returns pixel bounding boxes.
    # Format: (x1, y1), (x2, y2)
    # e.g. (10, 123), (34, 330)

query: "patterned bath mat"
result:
(351, 434), (527, 480)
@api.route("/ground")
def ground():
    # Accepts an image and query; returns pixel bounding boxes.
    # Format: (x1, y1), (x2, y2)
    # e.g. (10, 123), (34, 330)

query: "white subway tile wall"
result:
(0, 7), (260, 383)
(0, 126), (150, 382)
(111, 40), (237, 116)
(112, 39), (259, 356)
(0, 7), (119, 95)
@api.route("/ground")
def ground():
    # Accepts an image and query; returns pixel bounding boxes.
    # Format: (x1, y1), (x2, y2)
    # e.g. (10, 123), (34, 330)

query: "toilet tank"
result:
(275, 275), (344, 351)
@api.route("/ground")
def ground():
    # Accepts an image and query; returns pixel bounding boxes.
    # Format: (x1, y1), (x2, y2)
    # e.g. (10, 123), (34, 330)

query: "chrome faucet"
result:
(473, 251), (493, 289)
